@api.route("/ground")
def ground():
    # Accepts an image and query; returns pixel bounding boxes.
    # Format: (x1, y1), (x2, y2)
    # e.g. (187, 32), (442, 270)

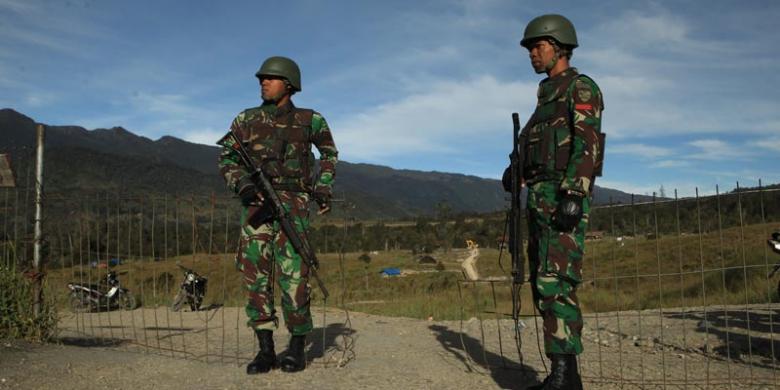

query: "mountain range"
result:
(0, 108), (647, 219)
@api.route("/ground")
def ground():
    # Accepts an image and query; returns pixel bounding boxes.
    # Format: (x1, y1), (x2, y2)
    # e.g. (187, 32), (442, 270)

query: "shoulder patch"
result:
(577, 88), (592, 103)
(573, 78), (595, 103)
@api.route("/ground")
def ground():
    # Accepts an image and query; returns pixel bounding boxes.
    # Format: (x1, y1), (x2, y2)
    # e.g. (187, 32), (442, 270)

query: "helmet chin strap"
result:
(544, 39), (561, 73)
(262, 83), (292, 104)
(544, 56), (558, 73)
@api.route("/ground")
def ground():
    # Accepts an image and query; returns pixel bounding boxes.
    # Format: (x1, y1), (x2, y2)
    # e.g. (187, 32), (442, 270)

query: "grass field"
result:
(43, 221), (780, 322)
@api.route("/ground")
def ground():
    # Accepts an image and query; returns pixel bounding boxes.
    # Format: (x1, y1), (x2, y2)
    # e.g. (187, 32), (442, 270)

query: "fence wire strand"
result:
(3, 174), (779, 387)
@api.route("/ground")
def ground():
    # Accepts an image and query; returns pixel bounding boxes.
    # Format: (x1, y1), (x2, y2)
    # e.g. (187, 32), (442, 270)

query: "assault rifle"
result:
(509, 113), (526, 287)
(225, 130), (329, 299)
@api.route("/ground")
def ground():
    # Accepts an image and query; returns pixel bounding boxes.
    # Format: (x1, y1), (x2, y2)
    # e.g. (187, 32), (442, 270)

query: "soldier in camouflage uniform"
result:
(502, 14), (604, 390)
(217, 56), (338, 374)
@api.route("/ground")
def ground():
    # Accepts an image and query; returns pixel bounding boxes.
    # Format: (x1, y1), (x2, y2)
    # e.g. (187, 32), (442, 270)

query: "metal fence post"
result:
(32, 124), (45, 317)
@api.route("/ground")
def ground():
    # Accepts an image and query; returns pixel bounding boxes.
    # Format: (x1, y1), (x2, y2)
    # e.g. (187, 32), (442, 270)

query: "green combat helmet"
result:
(520, 14), (578, 49)
(255, 56), (302, 92)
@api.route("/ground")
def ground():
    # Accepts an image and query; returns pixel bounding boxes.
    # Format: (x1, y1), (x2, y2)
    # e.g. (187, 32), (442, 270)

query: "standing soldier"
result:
(503, 14), (604, 390)
(217, 56), (338, 374)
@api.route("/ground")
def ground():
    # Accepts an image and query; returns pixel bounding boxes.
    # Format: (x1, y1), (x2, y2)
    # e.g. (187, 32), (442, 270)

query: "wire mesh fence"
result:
(453, 185), (780, 389)
(1, 150), (779, 387)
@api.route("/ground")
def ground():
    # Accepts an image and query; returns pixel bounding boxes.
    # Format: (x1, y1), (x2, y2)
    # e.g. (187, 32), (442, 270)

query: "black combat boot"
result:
(246, 330), (277, 374)
(528, 354), (583, 390)
(280, 335), (306, 373)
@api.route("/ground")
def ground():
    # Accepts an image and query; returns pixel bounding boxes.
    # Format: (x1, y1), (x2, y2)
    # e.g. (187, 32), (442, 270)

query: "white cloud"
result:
(575, 7), (780, 140)
(23, 91), (59, 107)
(0, 0), (37, 15)
(651, 160), (691, 169)
(688, 139), (749, 160)
(610, 143), (673, 159)
(0, 0), (106, 39)
(595, 179), (664, 197)
(596, 178), (714, 198)
(597, 11), (688, 48)
(332, 74), (537, 161)
(747, 139), (780, 153)
(131, 93), (191, 115)
(180, 128), (225, 146)
(71, 91), (232, 145)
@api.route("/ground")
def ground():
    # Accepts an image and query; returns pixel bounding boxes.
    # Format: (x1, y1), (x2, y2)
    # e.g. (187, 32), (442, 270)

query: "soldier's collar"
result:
(275, 101), (296, 117)
(259, 101), (296, 118)
(538, 68), (580, 102)
(542, 67), (578, 84)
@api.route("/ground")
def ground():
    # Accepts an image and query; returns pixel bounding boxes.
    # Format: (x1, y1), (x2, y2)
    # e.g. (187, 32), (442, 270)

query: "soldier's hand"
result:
(553, 192), (584, 232)
(501, 166), (512, 192)
(238, 185), (261, 207)
(313, 192), (331, 215)
(501, 166), (524, 192)
(317, 204), (331, 215)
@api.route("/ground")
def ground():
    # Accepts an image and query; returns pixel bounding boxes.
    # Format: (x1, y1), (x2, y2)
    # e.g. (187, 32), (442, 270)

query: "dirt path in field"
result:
(1, 304), (779, 389)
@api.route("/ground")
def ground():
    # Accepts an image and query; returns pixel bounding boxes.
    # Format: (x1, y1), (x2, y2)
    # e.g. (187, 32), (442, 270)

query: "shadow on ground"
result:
(667, 309), (780, 368)
(306, 322), (356, 364)
(429, 324), (541, 389)
(58, 336), (128, 347)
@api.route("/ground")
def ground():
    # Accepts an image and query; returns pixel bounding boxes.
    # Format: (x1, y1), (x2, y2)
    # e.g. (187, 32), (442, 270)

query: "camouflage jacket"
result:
(521, 67), (604, 197)
(217, 101), (338, 198)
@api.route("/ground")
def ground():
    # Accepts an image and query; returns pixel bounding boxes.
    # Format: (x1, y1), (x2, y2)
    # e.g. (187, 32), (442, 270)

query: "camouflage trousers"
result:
(527, 180), (590, 355)
(235, 191), (313, 335)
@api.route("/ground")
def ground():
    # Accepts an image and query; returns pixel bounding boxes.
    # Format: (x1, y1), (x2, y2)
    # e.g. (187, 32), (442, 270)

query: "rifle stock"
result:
(226, 131), (329, 299)
(509, 113), (525, 286)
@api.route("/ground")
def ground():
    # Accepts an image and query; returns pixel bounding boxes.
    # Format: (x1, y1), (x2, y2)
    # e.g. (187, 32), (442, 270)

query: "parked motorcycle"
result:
(171, 264), (207, 312)
(768, 231), (780, 298)
(67, 270), (136, 312)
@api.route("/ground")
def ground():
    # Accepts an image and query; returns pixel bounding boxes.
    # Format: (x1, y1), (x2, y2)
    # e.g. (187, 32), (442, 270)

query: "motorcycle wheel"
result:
(120, 292), (137, 310)
(69, 293), (91, 313)
(171, 291), (184, 312)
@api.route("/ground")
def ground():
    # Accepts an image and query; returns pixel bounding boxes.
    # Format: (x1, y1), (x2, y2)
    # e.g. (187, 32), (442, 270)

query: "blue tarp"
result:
(379, 267), (401, 276)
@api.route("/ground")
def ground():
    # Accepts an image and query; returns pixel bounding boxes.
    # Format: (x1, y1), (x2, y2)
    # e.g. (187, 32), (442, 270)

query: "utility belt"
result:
(523, 171), (564, 186)
(260, 159), (313, 193)
(271, 181), (311, 193)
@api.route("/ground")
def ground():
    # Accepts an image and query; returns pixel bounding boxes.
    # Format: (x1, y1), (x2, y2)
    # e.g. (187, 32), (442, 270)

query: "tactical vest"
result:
(522, 70), (605, 184)
(243, 107), (315, 192)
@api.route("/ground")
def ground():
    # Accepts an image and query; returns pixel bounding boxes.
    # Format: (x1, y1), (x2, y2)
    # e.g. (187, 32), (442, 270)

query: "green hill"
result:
(1, 108), (647, 219)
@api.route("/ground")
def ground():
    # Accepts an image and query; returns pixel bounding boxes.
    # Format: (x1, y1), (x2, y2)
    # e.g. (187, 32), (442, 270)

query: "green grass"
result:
(1, 265), (58, 341)
(43, 222), (780, 322)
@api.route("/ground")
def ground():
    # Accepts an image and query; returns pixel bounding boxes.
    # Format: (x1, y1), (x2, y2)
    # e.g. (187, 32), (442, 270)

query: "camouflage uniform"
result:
(522, 67), (603, 355)
(218, 102), (337, 336)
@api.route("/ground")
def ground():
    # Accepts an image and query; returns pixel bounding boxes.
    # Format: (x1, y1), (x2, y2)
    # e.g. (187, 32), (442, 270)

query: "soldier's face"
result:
(527, 39), (556, 74)
(260, 77), (288, 102)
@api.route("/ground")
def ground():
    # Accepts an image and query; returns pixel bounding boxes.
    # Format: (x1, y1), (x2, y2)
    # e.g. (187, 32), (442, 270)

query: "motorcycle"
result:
(171, 264), (208, 312)
(67, 270), (136, 312)
(768, 231), (780, 298)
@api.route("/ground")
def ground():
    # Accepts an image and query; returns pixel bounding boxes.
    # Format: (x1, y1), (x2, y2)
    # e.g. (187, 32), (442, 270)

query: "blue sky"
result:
(1, 0), (779, 196)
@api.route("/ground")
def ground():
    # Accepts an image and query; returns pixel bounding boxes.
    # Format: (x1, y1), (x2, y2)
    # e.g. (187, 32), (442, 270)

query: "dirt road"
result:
(1, 305), (778, 389)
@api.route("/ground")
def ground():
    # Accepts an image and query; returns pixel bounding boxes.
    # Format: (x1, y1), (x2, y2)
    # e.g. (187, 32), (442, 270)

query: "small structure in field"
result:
(417, 255), (437, 265)
(379, 267), (402, 277)
(586, 231), (605, 240)
(461, 240), (480, 281)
